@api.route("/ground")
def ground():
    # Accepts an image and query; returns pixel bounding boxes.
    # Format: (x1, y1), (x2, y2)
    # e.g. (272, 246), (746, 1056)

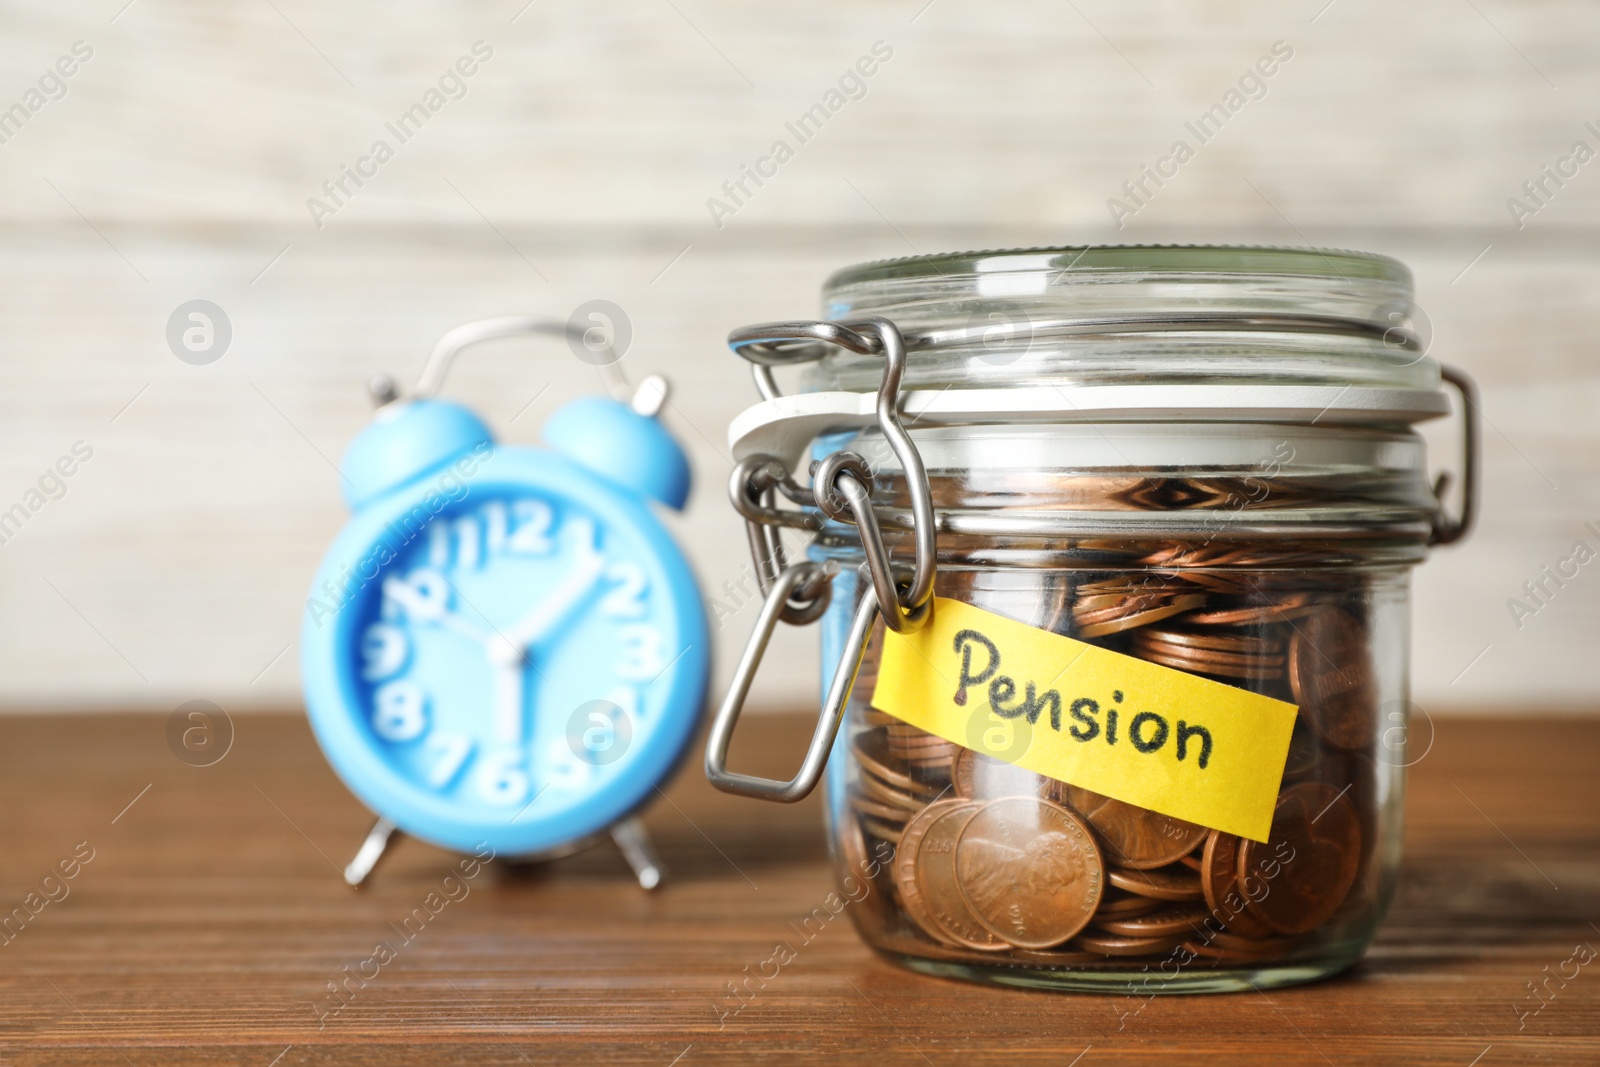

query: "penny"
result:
(1237, 782), (1362, 935)
(1094, 903), (1210, 939)
(954, 797), (1104, 949)
(1132, 646), (1284, 680)
(838, 813), (896, 928)
(1136, 628), (1284, 655)
(1057, 784), (1208, 870)
(1077, 595), (1206, 638)
(1180, 934), (1296, 962)
(1198, 830), (1275, 938)
(854, 730), (939, 794)
(1178, 852), (1203, 872)
(1094, 888), (1163, 920)
(1107, 864), (1205, 902)
(914, 802), (1009, 951)
(1288, 609), (1376, 750)
(849, 793), (912, 825)
(1186, 594), (1318, 626)
(861, 816), (905, 845)
(892, 800), (968, 946)
(952, 748), (1054, 800)
(1074, 930), (1188, 957)
(857, 770), (925, 812)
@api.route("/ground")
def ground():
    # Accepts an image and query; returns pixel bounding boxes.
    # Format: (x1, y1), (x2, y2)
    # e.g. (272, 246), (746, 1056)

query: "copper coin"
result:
(1186, 594), (1317, 626)
(914, 802), (1009, 951)
(837, 813), (896, 928)
(854, 730), (935, 794)
(1288, 609), (1376, 751)
(1058, 784), (1208, 870)
(1178, 852), (1203, 872)
(1095, 889), (1163, 920)
(1130, 636), (1286, 669)
(856, 771), (924, 812)
(1137, 628), (1283, 655)
(1077, 595), (1206, 638)
(1094, 903), (1210, 939)
(1198, 830), (1275, 938)
(1281, 722), (1321, 782)
(861, 816), (904, 845)
(1237, 782), (1362, 935)
(849, 793), (911, 825)
(952, 748), (1054, 800)
(953, 797), (1104, 949)
(1074, 930), (1188, 957)
(1107, 864), (1205, 902)
(891, 800), (968, 946)
(1132, 646), (1284, 681)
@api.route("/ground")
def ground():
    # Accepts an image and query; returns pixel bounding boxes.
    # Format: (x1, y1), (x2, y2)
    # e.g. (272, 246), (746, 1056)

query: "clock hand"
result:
(504, 542), (607, 651)
(382, 574), (494, 647)
(491, 657), (525, 745)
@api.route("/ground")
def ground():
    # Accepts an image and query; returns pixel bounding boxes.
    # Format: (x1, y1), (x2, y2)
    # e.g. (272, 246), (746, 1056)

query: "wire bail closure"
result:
(705, 317), (938, 802)
(705, 312), (1479, 804)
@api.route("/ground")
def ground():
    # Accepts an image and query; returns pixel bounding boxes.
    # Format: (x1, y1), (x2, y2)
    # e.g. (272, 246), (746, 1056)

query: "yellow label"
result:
(871, 597), (1298, 842)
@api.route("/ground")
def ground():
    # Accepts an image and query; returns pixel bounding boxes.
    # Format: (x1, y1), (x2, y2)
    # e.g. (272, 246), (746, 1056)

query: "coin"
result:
(892, 800), (968, 946)
(1137, 652), (1283, 681)
(1093, 903), (1210, 939)
(838, 813), (896, 928)
(849, 792), (913, 824)
(1077, 595), (1206, 638)
(1057, 785), (1208, 870)
(1186, 594), (1318, 626)
(1137, 628), (1284, 655)
(952, 748), (1054, 800)
(857, 770), (925, 812)
(1237, 782), (1362, 935)
(1095, 888), (1163, 920)
(915, 802), (1009, 951)
(1288, 609), (1376, 750)
(954, 797), (1104, 949)
(861, 816), (904, 845)
(1074, 930), (1188, 957)
(854, 730), (940, 795)
(1198, 830), (1275, 937)
(1107, 864), (1205, 902)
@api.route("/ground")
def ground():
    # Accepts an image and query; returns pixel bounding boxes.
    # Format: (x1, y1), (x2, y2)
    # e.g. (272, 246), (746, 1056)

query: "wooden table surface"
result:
(0, 711), (1595, 1065)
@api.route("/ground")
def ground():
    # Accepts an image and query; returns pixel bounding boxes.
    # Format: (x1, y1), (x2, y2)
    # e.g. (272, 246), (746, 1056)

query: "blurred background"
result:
(0, 0), (1593, 714)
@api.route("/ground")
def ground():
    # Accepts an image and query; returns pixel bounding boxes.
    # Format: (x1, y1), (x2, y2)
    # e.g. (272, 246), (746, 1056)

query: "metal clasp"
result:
(1430, 364), (1479, 546)
(704, 563), (879, 802)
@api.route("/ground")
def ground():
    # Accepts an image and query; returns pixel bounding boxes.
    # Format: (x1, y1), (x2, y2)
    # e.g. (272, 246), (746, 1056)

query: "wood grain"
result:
(0, 710), (1593, 1064)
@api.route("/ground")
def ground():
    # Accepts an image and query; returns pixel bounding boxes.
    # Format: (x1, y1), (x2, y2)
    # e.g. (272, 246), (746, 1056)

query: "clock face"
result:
(320, 474), (705, 851)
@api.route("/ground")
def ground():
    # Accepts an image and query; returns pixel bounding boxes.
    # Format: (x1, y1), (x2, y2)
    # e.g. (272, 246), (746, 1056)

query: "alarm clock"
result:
(301, 317), (709, 888)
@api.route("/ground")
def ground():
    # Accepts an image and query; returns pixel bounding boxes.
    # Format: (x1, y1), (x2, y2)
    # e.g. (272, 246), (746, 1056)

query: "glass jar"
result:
(706, 246), (1476, 994)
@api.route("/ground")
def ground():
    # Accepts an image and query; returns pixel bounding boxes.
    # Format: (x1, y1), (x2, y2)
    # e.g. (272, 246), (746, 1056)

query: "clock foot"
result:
(344, 816), (400, 887)
(609, 817), (664, 891)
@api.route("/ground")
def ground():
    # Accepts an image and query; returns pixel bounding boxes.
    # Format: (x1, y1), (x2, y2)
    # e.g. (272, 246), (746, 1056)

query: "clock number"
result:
(600, 562), (649, 618)
(483, 501), (508, 554)
(616, 624), (666, 681)
(475, 750), (530, 805)
(424, 732), (473, 788)
(382, 569), (451, 622)
(372, 680), (426, 742)
(454, 516), (482, 570)
(507, 500), (555, 555)
(427, 521), (450, 568)
(360, 623), (409, 682)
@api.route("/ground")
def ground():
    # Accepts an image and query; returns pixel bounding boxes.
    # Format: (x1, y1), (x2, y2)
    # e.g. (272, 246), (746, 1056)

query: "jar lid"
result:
(815, 244), (1436, 390)
(731, 245), (1449, 465)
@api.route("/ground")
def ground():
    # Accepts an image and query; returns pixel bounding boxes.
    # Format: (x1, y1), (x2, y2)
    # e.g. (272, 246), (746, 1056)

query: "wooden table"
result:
(0, 712), (1594, 1065)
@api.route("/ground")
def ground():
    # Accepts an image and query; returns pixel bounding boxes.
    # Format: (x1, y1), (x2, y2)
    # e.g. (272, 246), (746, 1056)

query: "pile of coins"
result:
(841, 565), (1375, 968)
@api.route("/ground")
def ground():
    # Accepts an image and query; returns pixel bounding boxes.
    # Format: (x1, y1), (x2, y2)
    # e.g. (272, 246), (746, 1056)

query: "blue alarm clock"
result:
(301, 317), (709, 888)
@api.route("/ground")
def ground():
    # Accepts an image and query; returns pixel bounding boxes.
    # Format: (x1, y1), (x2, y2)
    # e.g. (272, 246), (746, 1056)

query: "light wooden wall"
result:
(0, 0), (1595, 713)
